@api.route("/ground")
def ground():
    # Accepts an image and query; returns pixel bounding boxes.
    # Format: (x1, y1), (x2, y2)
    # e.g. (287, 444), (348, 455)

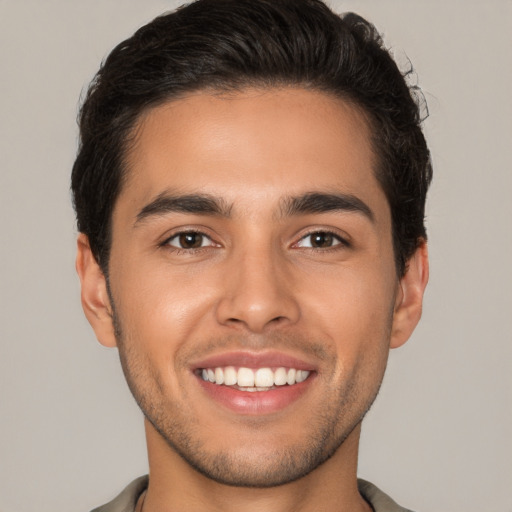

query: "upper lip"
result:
(191, 350), (317, 371)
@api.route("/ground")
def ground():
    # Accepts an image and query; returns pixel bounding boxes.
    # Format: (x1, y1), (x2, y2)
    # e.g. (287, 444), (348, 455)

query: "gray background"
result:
(1, 1), (511, 511)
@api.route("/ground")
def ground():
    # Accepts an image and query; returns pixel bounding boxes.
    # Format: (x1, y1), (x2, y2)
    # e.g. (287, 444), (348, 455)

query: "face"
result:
(78, 88), (427, 487)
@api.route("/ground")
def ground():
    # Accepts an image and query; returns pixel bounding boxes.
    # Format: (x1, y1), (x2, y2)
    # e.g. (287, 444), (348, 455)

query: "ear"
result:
(75, 233), (117, 348)
(390, 240), (429, 349)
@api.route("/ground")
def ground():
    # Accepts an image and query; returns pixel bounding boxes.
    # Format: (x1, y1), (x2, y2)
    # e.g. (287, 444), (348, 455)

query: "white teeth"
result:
(237, 367), (255, 387)
(286, 368), (296, 385)
(255, 368), (274, 387)
(201, 365), (311, 388)
(214, 367), (224, 385)
(223, 366), (237, 385)
(274, 367), (288, 386)
(296, 370), (308, 383)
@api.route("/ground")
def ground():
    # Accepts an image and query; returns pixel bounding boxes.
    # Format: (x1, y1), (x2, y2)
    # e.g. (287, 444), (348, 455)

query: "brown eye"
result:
(296, 231), (344, 249)
(310, 232), (334, 248)
(166, 232), (212, 249)
(179, 233), (203, 248)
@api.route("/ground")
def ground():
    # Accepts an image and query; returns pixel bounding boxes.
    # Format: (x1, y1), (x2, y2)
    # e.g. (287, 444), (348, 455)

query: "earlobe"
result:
(75, 234), (117, 348)
(390, 241), (429, 349)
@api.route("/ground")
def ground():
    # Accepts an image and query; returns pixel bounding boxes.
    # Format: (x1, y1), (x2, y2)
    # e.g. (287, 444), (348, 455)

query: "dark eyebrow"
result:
(280, 192), (374, 222)
(135, 193), (232, 225)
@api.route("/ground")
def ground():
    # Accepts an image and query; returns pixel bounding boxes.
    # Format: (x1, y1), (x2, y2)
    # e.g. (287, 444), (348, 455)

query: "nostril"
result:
(225, 315), (286, 330)
(216, 292), (301, 332)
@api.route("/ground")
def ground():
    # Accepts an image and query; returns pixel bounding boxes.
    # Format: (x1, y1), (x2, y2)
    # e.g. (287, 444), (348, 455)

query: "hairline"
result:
(101, 84), (402, 277)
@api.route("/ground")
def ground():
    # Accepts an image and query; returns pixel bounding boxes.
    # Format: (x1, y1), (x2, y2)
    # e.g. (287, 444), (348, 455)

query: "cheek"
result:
(308, 265), (395, 331)
(302, 265), (396, 371)
(111, 262), (220, 351)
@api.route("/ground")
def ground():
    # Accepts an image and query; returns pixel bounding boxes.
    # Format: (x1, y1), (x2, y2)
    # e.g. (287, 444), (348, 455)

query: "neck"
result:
(142, 419), (371, 512)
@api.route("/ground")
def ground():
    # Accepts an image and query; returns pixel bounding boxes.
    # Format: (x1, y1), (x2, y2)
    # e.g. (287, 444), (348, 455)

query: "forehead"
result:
(118, 87), (387, 221)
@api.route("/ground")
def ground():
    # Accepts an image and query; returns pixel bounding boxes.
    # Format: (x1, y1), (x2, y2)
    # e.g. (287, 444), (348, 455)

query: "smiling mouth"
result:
(198, 366), (311, 391)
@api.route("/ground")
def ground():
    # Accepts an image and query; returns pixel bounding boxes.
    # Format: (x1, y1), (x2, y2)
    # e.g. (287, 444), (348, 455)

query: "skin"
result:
(77, 88), (428, 512)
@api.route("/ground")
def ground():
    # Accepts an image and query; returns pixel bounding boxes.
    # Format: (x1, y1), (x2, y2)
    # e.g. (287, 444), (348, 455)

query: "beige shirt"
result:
(91, 476), (415, 512)
(91, 476), (412, 512)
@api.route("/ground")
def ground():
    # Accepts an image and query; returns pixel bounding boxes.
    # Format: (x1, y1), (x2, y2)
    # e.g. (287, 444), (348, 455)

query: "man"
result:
(72, 0), (431, 510)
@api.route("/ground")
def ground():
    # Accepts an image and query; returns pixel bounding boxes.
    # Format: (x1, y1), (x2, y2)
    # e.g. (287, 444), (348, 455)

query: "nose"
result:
(215, 247), (301, 333)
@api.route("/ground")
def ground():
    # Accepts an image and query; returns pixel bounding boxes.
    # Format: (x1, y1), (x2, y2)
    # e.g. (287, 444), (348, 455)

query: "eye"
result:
(165, 231), (216, 250)
(295, 231), (346, 249)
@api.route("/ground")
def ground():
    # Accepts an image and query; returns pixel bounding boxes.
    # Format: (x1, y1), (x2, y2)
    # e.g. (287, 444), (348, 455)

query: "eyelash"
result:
(293, 230), (350, 251)
(160, 228), (350, 254)
(161, 229), (218, 253)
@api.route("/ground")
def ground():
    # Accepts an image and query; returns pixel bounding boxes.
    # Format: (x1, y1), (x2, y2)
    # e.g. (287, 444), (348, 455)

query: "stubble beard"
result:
(109, 298), (387, 488)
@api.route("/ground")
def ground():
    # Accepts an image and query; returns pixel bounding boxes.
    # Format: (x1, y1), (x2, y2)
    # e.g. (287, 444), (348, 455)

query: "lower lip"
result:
(196, 375), (314, 415)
